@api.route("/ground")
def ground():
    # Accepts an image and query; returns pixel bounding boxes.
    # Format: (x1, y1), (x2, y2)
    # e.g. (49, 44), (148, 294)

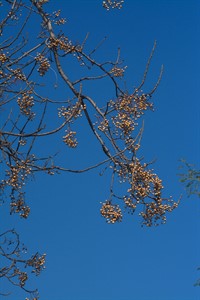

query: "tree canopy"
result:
(0, 0), (180, 298)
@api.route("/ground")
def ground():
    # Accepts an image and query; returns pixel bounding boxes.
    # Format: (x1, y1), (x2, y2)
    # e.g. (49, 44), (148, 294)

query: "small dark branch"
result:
(149, 64), (164, 96)
(89, 36), (108, 57)
(135, 40), (157, 93)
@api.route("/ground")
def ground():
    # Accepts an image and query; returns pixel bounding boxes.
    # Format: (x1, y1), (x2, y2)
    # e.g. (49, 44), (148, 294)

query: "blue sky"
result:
(1, 0), (200, 299)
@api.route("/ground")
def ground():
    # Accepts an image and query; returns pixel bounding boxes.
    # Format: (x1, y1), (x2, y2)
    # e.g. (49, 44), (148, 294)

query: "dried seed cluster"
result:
(38, 0), (49, 5)
(58, 104), (82, 121)
(26, 253), (46, 275)
(8, 252), (45, 294)
(0, 52), (7, 63)
(48, 37), (75, 53)
(19, 139), (27, 146)
(10, 195), (30, 219)
(2, 160), (32, 218)
(100, 200), (122, 223)
(13, 68), (26, 81)
(102, 0), (124, 10)
(127, 160), (161, 200)
(9, 268), (28, 288)
(123, 197), (136, 213)
(52, 10), (66, 25)
(18, 271), (28, 286)
(63, 131), (78, 148)
(0, 68), (26, 85)
(113, 112), (135, 135)
(140, 198), (179, 227)
(35, 53), (50, 76)
(5, 162), (31, 190)
(121, 159), (179, 225)
(98, 119), (109, 132)
(110, 66), (127, 77)
(110, 93), (153, 137)
(98, 87), (178, 226)
(134, 93), (153, 112)
(17, 91), (34, 116)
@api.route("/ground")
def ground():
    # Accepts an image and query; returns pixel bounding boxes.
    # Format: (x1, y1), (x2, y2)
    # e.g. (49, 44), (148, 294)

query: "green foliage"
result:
(178, 159), (200, 197)
(179, 160), (200, 287)
(194, 268), (200, 287)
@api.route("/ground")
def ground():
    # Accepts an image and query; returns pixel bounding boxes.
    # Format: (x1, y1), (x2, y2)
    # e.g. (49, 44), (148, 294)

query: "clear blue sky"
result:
(2, 0), (200, 299)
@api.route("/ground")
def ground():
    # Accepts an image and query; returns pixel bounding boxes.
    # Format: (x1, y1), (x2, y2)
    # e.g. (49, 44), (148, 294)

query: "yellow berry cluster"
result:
(6, 166), (21, 190)
(48, 37), (75, 53)
(97, 89), (178, 226)
(5, 162), (31, 190)
(13, 68), (26, 81)
(134, 93), (153, 114)
(112, 95), (135, 136)
(3, 160), (32, 218)
(123, 197), (136, 214)
(10, 194), (31, 219)
(100, 200), (122, 223)
(111, 92), (153, 137)
(27, 253), (46, 275)
(98, 118), (109, 132)
(53, 10), (66, 25)
(58, 104), (82, 120)
(63, 131), (78, 148)
(17, 91), (34, 116)
(110, 66), (127, 77)
(0, 52), (7, 63)
(35, 53), (50, 76)
(115, 159), (179, 226)
(140, 198), (179, 227)
(128, 160), (159, 200)
(113, 112), (135, 135)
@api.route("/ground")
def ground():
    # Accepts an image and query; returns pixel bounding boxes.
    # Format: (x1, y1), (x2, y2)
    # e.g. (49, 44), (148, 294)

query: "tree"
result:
(179, 159), (200, 198)
(179, 159), (200, 287)
(0, 0), (180, 298)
